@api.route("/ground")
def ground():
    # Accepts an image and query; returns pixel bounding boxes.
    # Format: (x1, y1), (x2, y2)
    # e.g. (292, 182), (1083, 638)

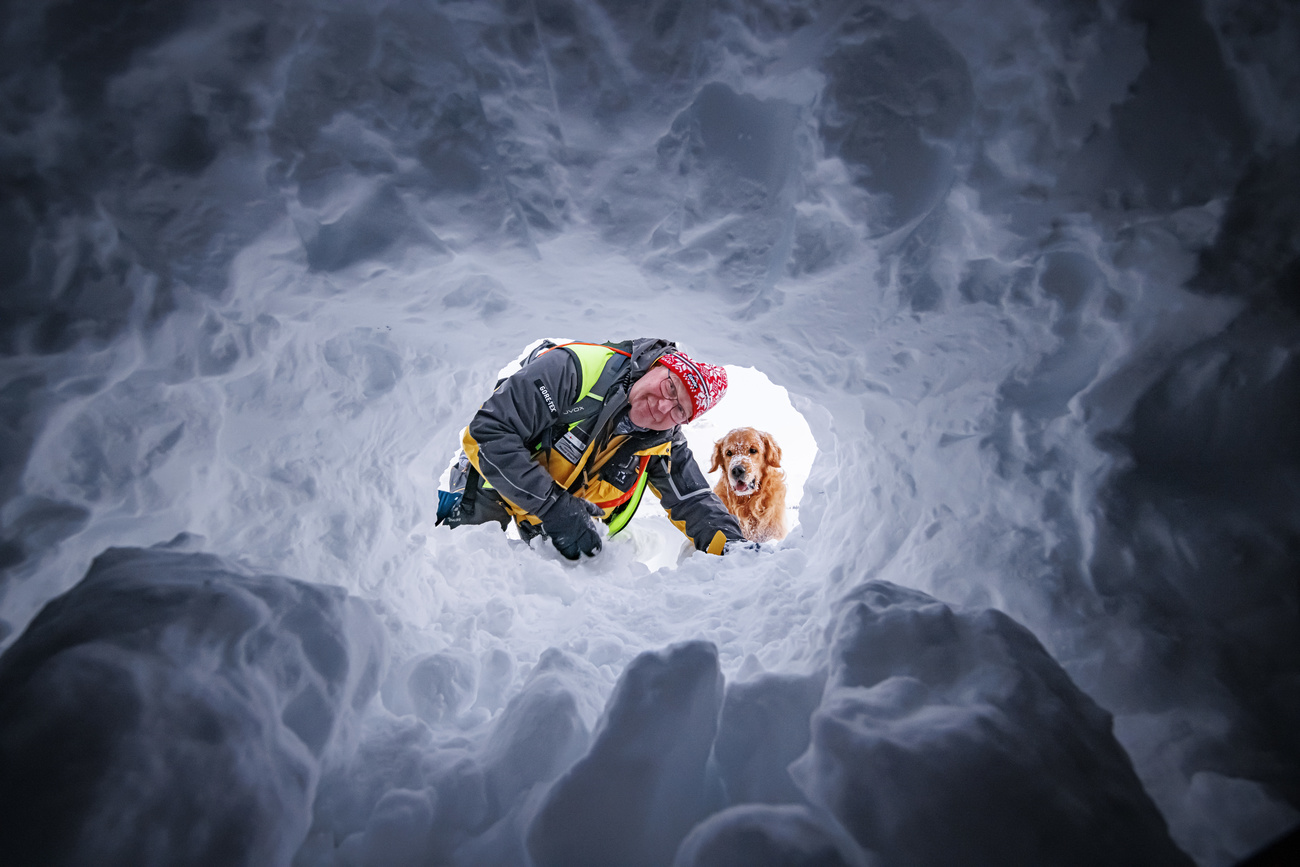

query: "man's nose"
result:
(731, 464), (746, 479)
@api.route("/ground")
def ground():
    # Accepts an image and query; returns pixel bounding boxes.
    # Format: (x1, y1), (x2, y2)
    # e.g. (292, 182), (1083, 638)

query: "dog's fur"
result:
(710, 427), (788, 543)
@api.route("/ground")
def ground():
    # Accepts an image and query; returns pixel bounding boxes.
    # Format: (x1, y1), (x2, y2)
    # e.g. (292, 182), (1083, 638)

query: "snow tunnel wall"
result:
(1, 0), (1298, 865)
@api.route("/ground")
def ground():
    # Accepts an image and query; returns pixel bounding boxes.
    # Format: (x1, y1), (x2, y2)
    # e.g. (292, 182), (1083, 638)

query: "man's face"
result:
(628, 364), (692, 430)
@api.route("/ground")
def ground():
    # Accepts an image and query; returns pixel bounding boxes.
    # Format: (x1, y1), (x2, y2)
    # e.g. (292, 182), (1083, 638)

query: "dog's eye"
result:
(725, 450), (732, 457)
(749, 448), (757, 454)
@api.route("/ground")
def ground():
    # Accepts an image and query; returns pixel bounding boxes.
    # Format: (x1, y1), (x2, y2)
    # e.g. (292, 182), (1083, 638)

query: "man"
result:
(440, 338), (744, 559)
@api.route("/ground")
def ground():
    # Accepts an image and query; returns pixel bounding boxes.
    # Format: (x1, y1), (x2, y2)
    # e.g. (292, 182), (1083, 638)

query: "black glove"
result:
(723, 540), (763, 554)
(541, 494), (604, 560)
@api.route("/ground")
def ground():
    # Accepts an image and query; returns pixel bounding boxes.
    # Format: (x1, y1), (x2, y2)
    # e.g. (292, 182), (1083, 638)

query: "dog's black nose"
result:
(731, 465), (745, 479)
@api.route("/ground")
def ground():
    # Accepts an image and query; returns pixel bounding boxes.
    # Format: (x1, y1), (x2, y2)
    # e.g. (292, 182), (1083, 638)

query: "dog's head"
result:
(710, 427), (782, 497)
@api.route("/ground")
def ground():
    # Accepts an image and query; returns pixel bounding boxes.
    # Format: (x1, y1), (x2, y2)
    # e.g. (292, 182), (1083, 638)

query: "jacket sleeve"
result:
(464, 348), (579, 519)
(647, 430), (744, 554)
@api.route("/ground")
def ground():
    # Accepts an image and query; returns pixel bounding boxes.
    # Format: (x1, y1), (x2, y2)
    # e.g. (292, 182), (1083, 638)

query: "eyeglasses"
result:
(662, 375), (691, 424)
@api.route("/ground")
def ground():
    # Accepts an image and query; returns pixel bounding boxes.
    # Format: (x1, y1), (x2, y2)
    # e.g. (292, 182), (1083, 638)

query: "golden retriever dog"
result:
(710, 427), (788, 543)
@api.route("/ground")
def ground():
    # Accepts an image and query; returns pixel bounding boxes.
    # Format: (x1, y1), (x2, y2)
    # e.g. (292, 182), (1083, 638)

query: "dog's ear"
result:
(760, 431), (782, 467)
(710, 438), (725, 473)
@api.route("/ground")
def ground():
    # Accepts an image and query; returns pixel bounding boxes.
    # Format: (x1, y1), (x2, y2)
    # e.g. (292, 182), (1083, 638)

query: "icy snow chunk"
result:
(1074, 0), (1251, 211)
(790, 581), (1193, 867)
(307, 649), (601, 867)
(1192, 141), (1300, 310)
(307, 716), (490, 867)
(0, 494), (90, 571)
(481, 650), (595, 809)
(304, 715), (441, 857)
(357, 787), (437, 867)
(652, 82), (799, 293)
(473, 646), (515, 713)
(673, 803), (868, 867)
(323, 328), (404, 401)
(0, 546), (384, 867)
(821, 8), (973, 234)
(526, 640), (724, 867)
(300, 185), (448, 272)
(586, 635), (624, 667)
(407, 650), (477, 725)
(713, 669), (827, 805)
(480, 595), (516, 637)
(674, 82), (798, 198)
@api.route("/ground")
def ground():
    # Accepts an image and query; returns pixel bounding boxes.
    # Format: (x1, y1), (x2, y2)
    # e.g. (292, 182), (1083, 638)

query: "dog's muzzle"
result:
(729, 461), (758, 496)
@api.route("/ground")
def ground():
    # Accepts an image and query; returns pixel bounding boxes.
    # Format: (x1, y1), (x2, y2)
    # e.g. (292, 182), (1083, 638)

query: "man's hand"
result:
(723, 540), (763, 554)
(542, 494), (604, 560)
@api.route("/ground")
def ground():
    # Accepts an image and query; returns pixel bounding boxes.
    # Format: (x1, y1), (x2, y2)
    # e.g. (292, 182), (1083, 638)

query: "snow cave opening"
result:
(442, 339), (820, 573)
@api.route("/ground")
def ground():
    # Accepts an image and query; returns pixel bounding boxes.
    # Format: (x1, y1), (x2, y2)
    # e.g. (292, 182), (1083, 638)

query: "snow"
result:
(0, 544), (385, 865)
(2, 0), (1299, 865)
(792, 580), (1193, 866)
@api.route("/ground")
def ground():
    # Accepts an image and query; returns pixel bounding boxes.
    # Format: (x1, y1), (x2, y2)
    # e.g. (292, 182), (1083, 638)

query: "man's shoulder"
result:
(516, 344), (582, 378)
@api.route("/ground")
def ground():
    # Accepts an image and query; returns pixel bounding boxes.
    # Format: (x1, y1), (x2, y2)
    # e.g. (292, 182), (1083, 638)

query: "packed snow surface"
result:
(2, 0), (1298, 865)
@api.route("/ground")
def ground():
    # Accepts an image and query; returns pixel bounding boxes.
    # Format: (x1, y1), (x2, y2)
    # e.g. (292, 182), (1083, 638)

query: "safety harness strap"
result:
(603, 455), (653, 536)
